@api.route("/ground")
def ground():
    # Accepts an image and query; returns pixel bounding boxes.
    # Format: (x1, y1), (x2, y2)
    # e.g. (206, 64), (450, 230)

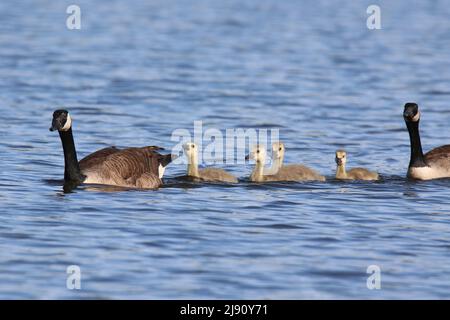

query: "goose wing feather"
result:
(82, 146), (167, 188)
(79, 147), (121, 171)
(424, 145), (450, 167)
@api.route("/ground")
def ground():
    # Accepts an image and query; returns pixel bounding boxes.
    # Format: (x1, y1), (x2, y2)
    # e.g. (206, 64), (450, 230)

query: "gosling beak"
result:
(336, 158), (343, 165)
(245, 154), (250, 161)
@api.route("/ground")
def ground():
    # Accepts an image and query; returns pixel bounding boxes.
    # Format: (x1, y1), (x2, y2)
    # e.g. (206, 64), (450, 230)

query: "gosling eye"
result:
(279, 147), (282, 151)
(192, 144), (195, 148)
(257, 150), (260, 154)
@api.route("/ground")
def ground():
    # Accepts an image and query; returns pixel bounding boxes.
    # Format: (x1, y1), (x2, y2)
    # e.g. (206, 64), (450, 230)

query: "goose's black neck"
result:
(406, 120), (427, 168)
(58, 128), (85, 182)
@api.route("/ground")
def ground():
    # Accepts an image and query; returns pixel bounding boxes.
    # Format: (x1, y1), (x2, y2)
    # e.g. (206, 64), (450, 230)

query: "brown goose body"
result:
(407, 145), (450, 180)
(50, 110), (173, 189)
(404, 103), (450, 180)
(78, 147), (120, 169)
(81, 146), (171, 189)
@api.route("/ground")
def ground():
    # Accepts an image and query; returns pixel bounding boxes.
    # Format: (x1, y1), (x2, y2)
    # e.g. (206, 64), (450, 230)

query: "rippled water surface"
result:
(1, 0), (450, 299)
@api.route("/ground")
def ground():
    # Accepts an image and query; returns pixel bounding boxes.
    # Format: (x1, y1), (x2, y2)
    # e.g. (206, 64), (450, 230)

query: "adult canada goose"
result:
(269, 142), (326, 181)
(335, 150), (379, 180)
(246, 145), (324, 182)
(183, 142), (238, 183)
(50, 109), (174, 189)
(403, 102), (450, 180)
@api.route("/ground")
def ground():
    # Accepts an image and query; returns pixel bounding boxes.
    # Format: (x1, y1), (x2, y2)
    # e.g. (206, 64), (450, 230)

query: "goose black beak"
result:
(403, 102), (419, 121)
(403, 110), (415, 120)
(49, 119), (59, 132)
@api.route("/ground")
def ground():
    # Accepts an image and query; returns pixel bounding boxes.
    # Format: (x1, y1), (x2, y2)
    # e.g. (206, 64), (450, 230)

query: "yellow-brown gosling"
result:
(335, 150), (379, 181)
(403, 102), (450, 180)
(183, 142), (238, 183)
(270, 142), (325, 181)
(246, 145), (324, 182)
(246, 145), (272, 182)
(261, 142), (282, 175)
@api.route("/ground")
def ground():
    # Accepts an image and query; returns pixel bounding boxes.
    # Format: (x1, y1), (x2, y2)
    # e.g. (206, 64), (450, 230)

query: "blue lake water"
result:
(1, 0), (450, 299)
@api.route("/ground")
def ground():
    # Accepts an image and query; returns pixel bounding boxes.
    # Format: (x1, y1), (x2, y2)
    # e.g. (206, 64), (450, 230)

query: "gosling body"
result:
(335, 150), (378, 181)
(247, 145), (324, 182)
(269, 142), (325, 181)
(183, 142), (238, 183)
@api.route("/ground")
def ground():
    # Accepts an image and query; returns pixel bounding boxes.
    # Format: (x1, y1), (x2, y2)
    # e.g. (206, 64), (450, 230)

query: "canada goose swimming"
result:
(404, 102), (450, 180)
(50, 109), (174, 189)
(182, 142), (238, 183)
(335, 150), (379, 180)
(269, 142), (326, 181)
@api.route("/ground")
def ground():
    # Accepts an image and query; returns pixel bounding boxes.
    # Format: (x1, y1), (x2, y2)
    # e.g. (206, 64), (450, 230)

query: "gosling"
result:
(183, 142), (238, 183)
(246, 145), (324, 182)
(335, 150), (379, 181)
(269, 142), (325, 181)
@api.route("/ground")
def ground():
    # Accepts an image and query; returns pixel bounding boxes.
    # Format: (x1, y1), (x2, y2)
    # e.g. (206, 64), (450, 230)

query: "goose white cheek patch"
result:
(61, 114), (72, 131)
(411, 111), (420, 122)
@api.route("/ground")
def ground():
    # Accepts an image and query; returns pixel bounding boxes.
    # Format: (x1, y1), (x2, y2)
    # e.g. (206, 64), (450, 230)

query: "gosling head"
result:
(182, 142), (198, 159)
(245, 145), (267, 164)
(50, 109), (72, 132)
(403, 102), (420, 123)
(272, 142), (285, 160)
(335, 150), (347, 166)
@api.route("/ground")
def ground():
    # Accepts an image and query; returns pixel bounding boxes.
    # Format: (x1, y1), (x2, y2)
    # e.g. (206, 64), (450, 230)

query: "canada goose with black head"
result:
(403, 102), (450, 180)
(335, 150), (379, 180)
(183, 142), (238, 183)
(269, 142), (325, 181)
(50, 109), (174, 189)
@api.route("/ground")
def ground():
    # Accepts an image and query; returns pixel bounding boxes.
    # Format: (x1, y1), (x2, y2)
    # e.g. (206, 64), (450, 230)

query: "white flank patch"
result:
(158, 164), (166, 179)
(408, 166), (450, 180)
(411, 111), (420, 122)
